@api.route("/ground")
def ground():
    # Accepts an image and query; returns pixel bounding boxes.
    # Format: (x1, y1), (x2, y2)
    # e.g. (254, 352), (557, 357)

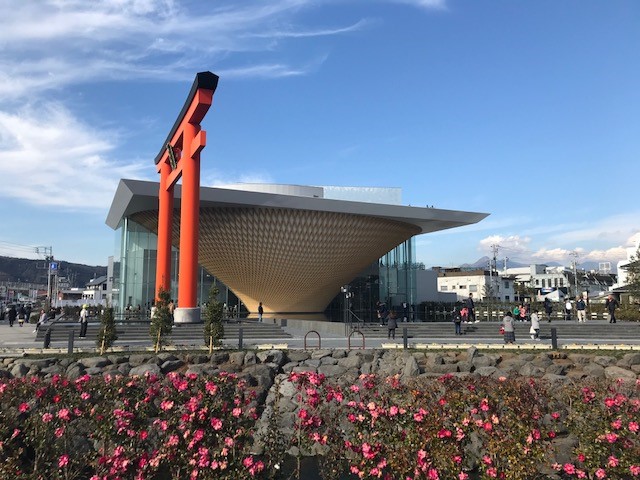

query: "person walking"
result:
(576, 296), (587, 322)
(544, 297), (553, 322)
(79, 305), (89, 338)
(8, 304), (17, 327)
(606, 295), (619, 324)
(529, 310), (541, 340)
(387, 311), (398, 340)
(501, 311), (516, 344)
(258, 302), (264, 322)
(465, 293), (477, 323)
(18, 305), (26, 327)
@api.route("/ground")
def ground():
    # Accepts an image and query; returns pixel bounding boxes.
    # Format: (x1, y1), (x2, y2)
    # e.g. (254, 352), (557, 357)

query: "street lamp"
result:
(341, 285), (352, 324)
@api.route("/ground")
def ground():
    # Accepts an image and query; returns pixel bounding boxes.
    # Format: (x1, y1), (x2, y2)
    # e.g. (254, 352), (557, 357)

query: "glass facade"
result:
(112, 218), (225, 314)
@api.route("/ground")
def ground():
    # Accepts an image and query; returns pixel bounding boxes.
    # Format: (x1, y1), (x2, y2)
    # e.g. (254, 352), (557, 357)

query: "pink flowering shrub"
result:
(1, 367), (639, 479)
(555, 378), (640, 479)
(0, 372), (265, 479)
(288, 371), (554, 479)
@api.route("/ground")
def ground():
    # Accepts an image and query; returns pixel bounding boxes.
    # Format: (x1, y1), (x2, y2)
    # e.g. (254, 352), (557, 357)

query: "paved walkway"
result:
(2, 319), (640, 354)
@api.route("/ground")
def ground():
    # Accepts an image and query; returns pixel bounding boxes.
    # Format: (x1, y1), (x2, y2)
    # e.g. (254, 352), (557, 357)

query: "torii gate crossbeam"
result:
(154, 71), (219, 323)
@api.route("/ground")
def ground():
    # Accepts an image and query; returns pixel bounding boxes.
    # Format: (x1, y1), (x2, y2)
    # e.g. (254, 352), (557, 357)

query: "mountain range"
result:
(0, 256), (107, 287)
(462, 256), (616, 273)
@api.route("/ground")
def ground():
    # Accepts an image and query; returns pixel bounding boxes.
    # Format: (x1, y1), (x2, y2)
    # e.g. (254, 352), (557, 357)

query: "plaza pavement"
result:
(1, 318), (639, 355)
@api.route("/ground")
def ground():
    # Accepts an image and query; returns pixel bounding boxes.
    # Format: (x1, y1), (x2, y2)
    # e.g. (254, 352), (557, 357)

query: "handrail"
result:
(304, 330), (321, 350)
(348, 330), (365, 350)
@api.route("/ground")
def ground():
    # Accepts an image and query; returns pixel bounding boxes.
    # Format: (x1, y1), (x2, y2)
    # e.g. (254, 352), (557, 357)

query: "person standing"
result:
(502, 311), (516, 344)
(8, 304), (17, 327)
(606, 295), (619, 324)
(453, 307), (463, 335)
(576, 296), (587, 322)
(402, 302), (409, 322)
(258, 302), (264, 322)
(530, 310), (541, 340)
(465, 293), (477, 323)
(544, 297), (553, 322)
(387, 311), (398, 339)
(79, 305), (89, 338)
(564, 298), (573, 321)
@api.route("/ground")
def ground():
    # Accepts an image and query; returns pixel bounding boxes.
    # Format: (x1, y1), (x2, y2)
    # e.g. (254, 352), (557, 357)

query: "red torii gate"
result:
(154, 71), (219, 323)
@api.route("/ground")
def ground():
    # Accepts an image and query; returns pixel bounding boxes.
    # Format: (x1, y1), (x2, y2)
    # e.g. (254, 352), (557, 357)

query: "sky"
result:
(0, 0), (638, 272)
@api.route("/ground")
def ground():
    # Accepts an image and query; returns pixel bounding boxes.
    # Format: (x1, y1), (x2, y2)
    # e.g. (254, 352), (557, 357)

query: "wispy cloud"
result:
(387, 0), (447, 11)
(0, 104), (146, 210)
(0, 0), (372, 212)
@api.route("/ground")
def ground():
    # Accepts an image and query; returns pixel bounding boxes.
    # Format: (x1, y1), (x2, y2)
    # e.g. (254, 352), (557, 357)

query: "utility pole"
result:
(36, 246), (54, 309)
(570, 251), (579, 299)
(491, 244), (500, 301)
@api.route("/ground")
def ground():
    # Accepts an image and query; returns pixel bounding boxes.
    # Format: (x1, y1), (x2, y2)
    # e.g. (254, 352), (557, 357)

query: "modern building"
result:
(106, 179), (488, 317)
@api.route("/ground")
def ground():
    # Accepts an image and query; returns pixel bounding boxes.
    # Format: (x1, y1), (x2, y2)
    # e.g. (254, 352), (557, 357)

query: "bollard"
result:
(551, 327), (558, 349)
(238, 327), (243, 350)
(68, 330), (75, 354)
(403, 327), (408, 349)
(44, 328), (52, 349)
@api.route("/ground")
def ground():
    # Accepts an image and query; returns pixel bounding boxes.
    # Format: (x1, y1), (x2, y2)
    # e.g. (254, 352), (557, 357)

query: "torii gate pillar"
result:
(154, 71), (219, 323)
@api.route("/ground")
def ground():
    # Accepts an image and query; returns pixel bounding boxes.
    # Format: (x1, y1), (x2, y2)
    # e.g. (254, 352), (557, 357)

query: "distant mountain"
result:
(0, 256), (107, 287)
(459, 257), (615, 273)
(461, 256), (528, 269)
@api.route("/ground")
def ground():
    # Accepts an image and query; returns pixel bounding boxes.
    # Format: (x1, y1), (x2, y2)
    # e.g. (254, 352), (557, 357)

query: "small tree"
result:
(96, 307), (117, 354)
(150, 288), (173, 353)
(203, 284), (224, 352)
(625, 246), (640, 303)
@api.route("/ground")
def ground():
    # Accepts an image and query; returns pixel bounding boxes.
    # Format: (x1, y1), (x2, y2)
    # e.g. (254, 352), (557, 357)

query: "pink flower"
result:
(210, 418), (223, 430)
(232, 407), (242, 417)
(563, 463), (576, 474)
(629, 465), (640, 476)
(54, 427), (65, 438)
(605, 433), (618, 443)
(19, 402), (30, 413)
(57, 408), (71, 421)
(486, 467), (497, 477)
(595, 468), (607, 479)
(160, 400), (174, 411)
(458, 473), (469, 480)
(608, 456), (619, 468)
(629, 421), (639, 433)
(42, 413), (53, 423)
(58, 454), (69, 468)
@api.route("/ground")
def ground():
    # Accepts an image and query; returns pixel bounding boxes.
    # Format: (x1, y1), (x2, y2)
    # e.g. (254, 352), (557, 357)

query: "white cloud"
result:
(478, 234), (532, 257)
(0, 103), (146, 210)
(0, 0), (364, 101)
(387, 0), (447, 10)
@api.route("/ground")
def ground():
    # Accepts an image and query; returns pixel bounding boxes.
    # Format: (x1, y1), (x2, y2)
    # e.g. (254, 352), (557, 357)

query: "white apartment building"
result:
(436, 269), (515, 302)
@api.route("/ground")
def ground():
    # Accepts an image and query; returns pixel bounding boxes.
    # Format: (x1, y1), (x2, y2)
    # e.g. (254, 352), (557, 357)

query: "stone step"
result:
(352, 321), (640, 339)
(36, 320), (291, 343)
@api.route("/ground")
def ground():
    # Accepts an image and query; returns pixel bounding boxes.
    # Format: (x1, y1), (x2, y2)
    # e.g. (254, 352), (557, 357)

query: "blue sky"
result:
(0, 0), (638, 271)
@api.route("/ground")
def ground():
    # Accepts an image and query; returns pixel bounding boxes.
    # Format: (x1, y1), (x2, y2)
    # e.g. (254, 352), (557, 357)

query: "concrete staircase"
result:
(352, 320), (640, 342)
(35, 319), (291, 348)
